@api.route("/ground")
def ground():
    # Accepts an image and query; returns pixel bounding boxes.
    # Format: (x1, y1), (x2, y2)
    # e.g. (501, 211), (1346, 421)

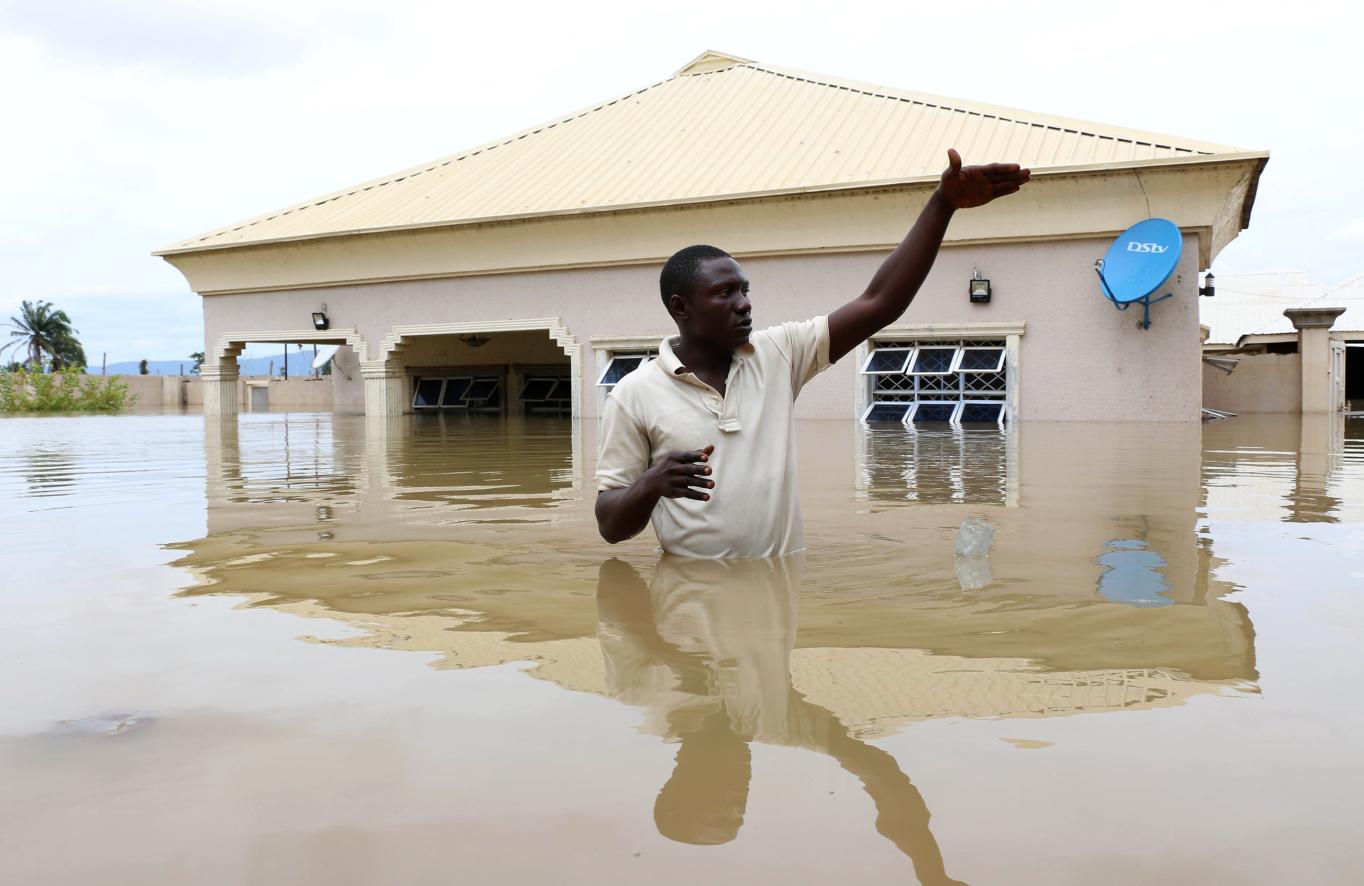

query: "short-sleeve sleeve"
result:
(766, 315), (832, 396)
(595, 392), (651, 491)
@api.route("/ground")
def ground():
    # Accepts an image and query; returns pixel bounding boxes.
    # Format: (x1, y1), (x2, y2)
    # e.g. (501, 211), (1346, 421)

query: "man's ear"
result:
(667, 293), (690, 321)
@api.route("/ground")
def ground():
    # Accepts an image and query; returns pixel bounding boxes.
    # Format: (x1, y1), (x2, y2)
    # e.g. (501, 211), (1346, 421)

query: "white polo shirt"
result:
(595, 316), (832, 558)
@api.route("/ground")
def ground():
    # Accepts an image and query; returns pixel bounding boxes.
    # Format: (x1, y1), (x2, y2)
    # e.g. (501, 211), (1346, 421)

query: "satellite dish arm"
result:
(1093, 260), (1128, 310)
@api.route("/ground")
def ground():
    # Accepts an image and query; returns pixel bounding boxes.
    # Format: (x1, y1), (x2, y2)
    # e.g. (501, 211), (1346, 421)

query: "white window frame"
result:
(412, 377), (446, 410)
(463, 377), (501, 407)
(854, 322), (1025, 425)
(907, 345), (961, 376)
(519, 376), (561, 403)
(859, 346), (915, 376)
(595, 353), (653, 388)
(906, 401), (958, 425)
(440, 376), (473, 408)
(952, 346), (1007, 374)
(955, 399), (1007, 427)
(860, 401), (913, 422)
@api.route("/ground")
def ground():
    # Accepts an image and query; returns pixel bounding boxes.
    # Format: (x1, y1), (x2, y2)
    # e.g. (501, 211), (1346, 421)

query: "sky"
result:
(1, 0), (1360, 365)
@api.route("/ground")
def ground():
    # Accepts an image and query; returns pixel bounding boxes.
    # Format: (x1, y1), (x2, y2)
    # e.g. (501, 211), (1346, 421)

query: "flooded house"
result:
(156, 50), (1267, 424)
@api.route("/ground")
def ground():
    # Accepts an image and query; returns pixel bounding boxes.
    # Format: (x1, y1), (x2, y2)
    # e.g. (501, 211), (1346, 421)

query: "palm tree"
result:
(2, 301), (82, 371)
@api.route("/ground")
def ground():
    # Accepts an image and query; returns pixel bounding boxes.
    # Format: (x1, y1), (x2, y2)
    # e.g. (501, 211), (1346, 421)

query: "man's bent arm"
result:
(596, 446), (714, 544)
(596, 482), (662, 544)
(827, 149), (1029, 363)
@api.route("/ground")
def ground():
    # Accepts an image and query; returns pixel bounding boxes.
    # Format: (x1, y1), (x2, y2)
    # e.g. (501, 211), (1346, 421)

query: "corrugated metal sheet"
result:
(1201, 272), (1364, 344)
(161, 51), (1250, 255)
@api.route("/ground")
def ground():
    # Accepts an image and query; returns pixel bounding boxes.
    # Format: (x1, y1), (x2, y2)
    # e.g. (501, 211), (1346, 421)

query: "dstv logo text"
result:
(1126, 241), (1169, 254)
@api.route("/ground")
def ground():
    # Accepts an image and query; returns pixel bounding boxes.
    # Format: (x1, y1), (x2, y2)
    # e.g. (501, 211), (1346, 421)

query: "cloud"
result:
(0, 0), (302, 75)
(1327, 217), (1364, 243)
(2, 0), (1363, 360)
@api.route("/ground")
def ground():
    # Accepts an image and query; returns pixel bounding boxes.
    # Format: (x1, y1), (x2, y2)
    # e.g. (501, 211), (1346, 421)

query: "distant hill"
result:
(92, 353), (319, 377)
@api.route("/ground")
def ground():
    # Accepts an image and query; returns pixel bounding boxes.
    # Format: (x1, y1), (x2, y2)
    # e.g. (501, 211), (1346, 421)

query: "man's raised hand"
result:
(937, 148), (1031, 210)
(646, 445), (715, 502)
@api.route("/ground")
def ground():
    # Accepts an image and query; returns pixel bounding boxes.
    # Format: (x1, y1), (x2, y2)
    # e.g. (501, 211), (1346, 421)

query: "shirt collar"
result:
(657, 335), (756, 377)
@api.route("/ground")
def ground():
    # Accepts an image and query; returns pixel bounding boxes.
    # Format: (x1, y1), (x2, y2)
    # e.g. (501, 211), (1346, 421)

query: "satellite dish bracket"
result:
(1095, 259), (1172, 331)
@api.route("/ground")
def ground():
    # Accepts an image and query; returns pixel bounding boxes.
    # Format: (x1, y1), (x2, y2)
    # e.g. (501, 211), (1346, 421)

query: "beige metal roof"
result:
(160, 50), (1253, 255)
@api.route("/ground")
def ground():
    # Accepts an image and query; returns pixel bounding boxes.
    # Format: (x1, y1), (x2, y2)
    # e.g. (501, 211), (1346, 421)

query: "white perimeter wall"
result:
(203, 234), (1203, 422)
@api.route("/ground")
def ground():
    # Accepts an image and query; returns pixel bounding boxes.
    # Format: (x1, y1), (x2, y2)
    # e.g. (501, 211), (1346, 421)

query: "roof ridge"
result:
(1325, 271), (1364, 292)
(744, 62), (1226, 155)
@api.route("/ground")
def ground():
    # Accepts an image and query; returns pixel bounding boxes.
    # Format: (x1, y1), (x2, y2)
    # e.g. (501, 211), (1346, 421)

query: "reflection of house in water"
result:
(857, 427), (1015, 505)
(173, 415), (1266, 740)
(1202, 413), (1363, 523)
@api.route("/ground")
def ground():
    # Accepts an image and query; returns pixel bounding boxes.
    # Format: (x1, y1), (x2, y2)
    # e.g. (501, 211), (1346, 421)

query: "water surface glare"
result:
(2, 412), (1362, 885)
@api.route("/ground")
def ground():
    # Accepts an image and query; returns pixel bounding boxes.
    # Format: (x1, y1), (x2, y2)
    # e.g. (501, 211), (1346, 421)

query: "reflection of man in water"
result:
(594, 150), (1029, 558)
(596, 556), (965, 884)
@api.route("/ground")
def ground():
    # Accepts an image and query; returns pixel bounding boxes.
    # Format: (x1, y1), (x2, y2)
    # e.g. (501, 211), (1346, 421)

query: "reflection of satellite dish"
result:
(1094, 218), (1182, 329)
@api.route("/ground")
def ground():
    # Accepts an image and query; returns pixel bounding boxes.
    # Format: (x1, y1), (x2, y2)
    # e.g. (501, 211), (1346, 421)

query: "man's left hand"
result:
(936, 148), (1031, 210)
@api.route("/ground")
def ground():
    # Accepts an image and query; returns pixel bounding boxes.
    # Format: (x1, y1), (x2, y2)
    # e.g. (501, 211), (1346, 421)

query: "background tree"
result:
(51, 331), (86, 371)
(1, 300), (81, 371)
(190, 351), (205, 374)
(138, 359), (149, 375)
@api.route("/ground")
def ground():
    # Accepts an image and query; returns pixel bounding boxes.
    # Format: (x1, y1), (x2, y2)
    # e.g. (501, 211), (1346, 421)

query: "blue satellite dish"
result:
(1095, 218), (1182, 329)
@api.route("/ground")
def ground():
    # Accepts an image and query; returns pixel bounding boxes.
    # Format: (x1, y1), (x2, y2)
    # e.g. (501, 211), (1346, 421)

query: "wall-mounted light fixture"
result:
(459, 334), (491, 348)
(969, 270), (992, 304)
(1199, 272), (1216, 298)
(311, 304), (330, 330)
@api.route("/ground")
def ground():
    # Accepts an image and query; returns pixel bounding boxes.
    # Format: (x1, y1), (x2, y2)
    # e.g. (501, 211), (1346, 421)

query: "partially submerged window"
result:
(412, 376), (502, 412)
(519, 377), (558, 402)
(909, 402), (957, 424)
(463, 378), (500, 408)
(547, 379), (572, 401)
(440, 377), (472, 407)
(597, 350), (657, 388)
(860, 338), (1009, 427)
(520, 375), (571, 416)
(861, 402), (912, 423)
(958, 400), (1006, 425)
(413, 378), (445, 409)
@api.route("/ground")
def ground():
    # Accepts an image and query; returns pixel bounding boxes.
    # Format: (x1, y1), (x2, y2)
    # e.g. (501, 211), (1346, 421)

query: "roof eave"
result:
(153, 150), (1271, 259)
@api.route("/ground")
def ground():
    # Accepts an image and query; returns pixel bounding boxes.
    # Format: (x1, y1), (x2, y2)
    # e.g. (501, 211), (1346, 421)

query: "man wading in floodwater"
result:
(595, 150), (1030, 558)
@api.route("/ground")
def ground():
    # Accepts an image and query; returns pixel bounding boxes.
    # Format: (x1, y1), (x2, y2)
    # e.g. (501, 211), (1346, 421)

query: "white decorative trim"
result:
(380, 318), (580, 359)
(871, 321), (1026, 341)
(590, 334), (670, 351)
(212, 328), (367, 362)
(378, 318), (582, 418)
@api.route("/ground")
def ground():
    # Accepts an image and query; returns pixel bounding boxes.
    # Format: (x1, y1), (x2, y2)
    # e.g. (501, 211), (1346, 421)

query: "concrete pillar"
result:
(201, 361), (240, 416)
(506, 364), (522, 416)
(361, 361), (408, 416)
(1285, 308), (1346, 413)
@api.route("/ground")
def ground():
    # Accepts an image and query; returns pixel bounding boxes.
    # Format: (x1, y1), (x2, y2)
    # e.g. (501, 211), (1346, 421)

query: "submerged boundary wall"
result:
(94, 375), (337, 410)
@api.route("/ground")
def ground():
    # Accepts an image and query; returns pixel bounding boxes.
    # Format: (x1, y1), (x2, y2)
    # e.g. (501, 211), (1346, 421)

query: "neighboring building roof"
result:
(158, 50), (1261, 256)
(1200, 271), (1364, 345)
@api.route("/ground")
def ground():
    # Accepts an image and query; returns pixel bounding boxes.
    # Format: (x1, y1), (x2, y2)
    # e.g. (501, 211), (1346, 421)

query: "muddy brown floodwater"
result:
(1, 411), (1362, 885)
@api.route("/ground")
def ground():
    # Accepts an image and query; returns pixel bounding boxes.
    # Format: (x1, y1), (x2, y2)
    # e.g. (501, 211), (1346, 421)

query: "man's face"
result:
(671, 257), (753, 349)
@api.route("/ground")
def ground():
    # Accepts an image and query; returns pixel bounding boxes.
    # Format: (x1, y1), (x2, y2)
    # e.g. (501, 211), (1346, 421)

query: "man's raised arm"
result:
(827, 149), (1030, 363)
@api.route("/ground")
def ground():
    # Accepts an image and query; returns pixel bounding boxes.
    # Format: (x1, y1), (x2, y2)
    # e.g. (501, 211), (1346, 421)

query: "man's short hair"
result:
(660, 245), (732, 308)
